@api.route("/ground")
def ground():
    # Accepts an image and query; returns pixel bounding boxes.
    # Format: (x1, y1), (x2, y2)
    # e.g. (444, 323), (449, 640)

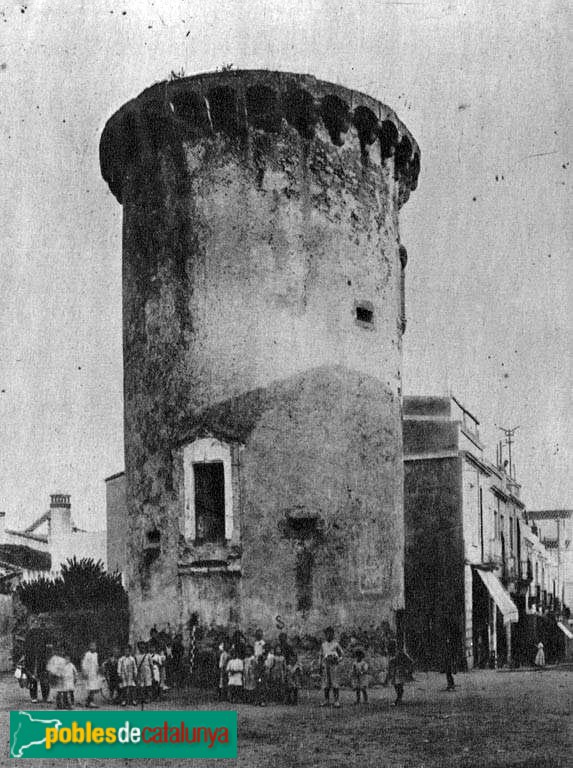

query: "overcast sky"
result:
(1, 0), (570, 530)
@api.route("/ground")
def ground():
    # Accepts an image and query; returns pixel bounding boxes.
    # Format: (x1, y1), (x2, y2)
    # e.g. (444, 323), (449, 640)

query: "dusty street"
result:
(1, 668), (571, 767)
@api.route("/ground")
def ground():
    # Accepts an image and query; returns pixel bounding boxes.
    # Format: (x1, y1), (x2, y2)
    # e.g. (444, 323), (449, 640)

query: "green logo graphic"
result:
(10, 710), (237, 759)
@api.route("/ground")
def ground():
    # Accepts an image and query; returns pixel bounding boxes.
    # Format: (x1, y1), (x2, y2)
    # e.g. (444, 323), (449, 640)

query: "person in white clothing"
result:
(226, 650), (244, 704)
(62, 652), (77, 710)
(253, 629), (266, 659)
(534, 642), (546, 668)
(319, 626), (343, 708)
(81, 641), (100, 708)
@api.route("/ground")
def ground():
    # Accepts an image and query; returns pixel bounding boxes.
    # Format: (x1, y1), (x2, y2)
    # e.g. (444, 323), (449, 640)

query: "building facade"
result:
(527, 509), (573, 657)
(403, 396), (567, 669)
(100, 70), (420, 641)
(528, 509), (573, 614)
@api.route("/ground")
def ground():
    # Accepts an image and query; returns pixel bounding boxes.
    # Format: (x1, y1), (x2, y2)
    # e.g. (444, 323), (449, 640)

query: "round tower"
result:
(100, 70), (420, 640)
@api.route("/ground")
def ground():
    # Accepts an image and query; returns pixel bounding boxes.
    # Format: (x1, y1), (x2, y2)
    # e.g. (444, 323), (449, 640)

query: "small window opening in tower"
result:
(356, 306), (373, 323)
(355, 300), (374, 327)
(146, 528), (161, 547)
(194, 462), (225, 542)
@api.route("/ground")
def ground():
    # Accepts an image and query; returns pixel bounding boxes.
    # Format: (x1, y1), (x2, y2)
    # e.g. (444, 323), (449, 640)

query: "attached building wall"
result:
(404, 455), (465, 668)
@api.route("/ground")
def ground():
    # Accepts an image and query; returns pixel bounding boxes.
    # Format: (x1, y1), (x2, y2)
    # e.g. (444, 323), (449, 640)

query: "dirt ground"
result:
(1, 667), (571, 767)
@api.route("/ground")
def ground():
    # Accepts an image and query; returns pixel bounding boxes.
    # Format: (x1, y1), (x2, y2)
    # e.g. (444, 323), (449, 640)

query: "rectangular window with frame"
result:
(194, 461), (225, 543)
(182, 437), (235, 544)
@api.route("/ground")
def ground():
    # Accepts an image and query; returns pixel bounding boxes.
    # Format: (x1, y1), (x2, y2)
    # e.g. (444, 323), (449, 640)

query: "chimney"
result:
(49, 493), (72, 541)
(0, 510), (6, 544)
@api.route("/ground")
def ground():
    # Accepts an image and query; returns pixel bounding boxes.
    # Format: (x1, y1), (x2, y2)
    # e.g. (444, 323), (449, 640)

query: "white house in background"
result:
(0, 493), (106, 578)
(529, 509), (573, 617)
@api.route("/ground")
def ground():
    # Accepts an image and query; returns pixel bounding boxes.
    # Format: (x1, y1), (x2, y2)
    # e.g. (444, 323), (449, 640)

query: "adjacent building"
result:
(527, 509), (573, 658)
(0, 493), (107, 672)
(0, 494), (106, 579)
(528, 509), (573, 614)
(99, 69), (421, 641)
(0, 511), (51, 586)
(403, 396), (568, 669)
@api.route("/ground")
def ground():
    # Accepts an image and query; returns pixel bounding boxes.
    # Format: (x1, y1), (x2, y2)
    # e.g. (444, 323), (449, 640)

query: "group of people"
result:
(216, 626), (415, 708)
(20, 618), (478, 710)
(217, 629), (303, 705)
(19, 637), (101, 710)
(21, 616), (554, 712)
(108, 641), (172, 706)
(20, 618), (187, 710)
(20, 638), (169, 710)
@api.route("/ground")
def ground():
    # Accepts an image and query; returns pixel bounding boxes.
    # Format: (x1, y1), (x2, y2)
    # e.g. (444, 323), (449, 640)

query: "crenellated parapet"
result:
(100, 69), (420, 207)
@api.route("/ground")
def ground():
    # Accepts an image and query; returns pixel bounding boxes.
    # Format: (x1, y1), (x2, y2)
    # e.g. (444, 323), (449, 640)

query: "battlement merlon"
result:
(99, 69), (420, 206)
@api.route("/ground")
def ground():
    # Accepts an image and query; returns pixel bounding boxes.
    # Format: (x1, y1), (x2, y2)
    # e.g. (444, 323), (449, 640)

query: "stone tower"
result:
(100, 70), (420, 641)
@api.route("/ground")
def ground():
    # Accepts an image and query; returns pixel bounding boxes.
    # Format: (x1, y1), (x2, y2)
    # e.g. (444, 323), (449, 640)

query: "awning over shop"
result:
(557, 621), (573, 640)
(475, 568), (519, 624)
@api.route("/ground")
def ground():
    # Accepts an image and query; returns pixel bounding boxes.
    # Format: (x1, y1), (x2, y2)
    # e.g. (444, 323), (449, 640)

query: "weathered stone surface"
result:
(100, 70), (419, 642)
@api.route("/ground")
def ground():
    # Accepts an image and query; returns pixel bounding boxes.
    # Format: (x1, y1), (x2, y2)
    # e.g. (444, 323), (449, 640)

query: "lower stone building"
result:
(116, 367), (405, 643)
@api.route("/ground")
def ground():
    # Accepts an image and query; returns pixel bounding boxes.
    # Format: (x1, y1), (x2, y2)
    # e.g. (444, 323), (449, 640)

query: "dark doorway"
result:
(472, 570), (490, 668)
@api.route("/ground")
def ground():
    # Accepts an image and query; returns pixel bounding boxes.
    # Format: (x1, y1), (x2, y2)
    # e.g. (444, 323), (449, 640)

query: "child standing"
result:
(218, 640), (231, 701)
(254, 649), (267, 706)
(226, 649), (244, 704)
(534, 642), (546, 668)
(286, 652), (302, 705)
(243, 645), (257, 704)
(351, 648), (369, 704)
(103, 647), (121, 703)
(62, 652), (77, 710)
(319, 626), (343, 708)
(46, 651), (66, 710)
(267, 645), (287, 703)
(386, 640), (414, 706)
(118, 645), (137, 707)
(253, 629), (266, 659)
(81, 641), (101, 709)
(134, 642), (153, 704)
(150, 645), (165, 700)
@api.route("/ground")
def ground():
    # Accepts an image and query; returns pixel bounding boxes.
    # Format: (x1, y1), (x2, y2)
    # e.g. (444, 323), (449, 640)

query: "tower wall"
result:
(100, 70), (420, 641)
